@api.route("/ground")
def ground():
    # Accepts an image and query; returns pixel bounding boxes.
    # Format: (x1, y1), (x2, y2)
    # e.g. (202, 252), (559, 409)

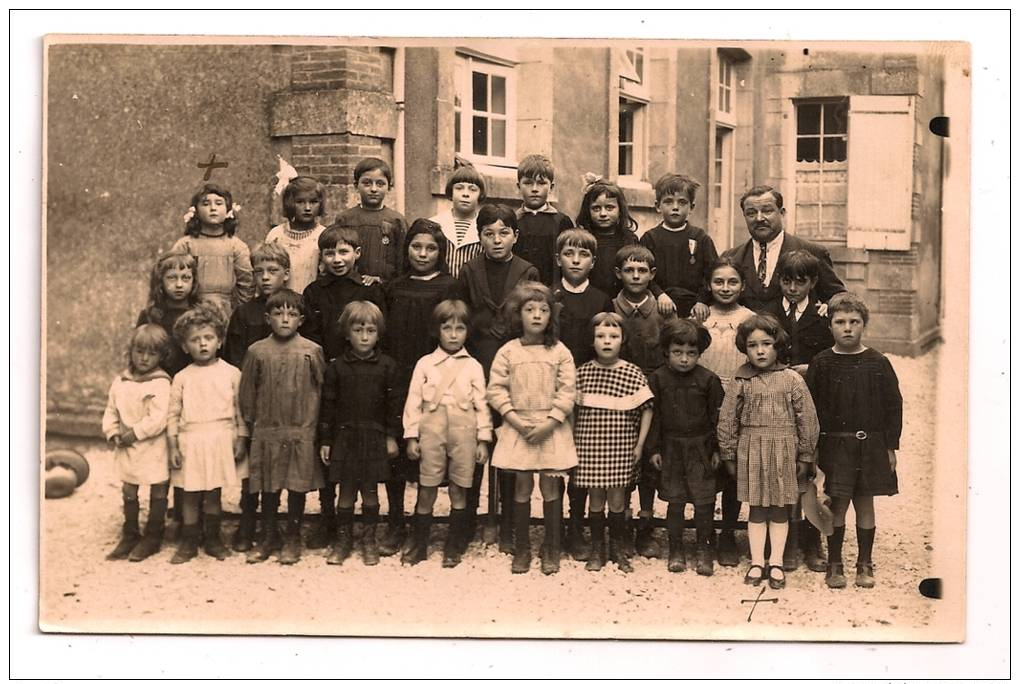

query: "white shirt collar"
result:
(783, 297), (810, 317)
(662, 221), (688, 233)
(427, 346), (471, 364)
(410, 271), (441, 281)
(560, 278), (589, 294)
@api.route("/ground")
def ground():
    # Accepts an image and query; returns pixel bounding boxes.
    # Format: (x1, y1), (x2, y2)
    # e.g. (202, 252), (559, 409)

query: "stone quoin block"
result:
(270, 90), (398, 139)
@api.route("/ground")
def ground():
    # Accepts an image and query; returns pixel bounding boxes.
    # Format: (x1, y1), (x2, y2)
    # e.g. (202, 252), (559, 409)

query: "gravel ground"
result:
(40, 350), (941, 641)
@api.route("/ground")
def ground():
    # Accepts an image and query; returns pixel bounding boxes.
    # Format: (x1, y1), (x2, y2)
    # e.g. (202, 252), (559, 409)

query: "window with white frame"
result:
(794, 99), (849, 242)
(718, 56), (734, 114)
(454, 53), (516, 166)
(616, 47), (649, 180)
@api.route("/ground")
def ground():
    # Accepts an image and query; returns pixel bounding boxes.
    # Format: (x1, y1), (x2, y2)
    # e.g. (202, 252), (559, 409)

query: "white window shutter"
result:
(846, 95), (914, 250)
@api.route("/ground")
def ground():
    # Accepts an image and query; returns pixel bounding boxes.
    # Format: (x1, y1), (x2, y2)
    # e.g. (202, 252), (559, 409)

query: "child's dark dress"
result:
(805, 348), (903, 498)
(319, 349), (404, 486)
(646, 364), (725, 505)
(137, 306), (190, 377)
(382, 272), (459, 379)
(382, 271), (458, 482)
(638, 223), (719, 315)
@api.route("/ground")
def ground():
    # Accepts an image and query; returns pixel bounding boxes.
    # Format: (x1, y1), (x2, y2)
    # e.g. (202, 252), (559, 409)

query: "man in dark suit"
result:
(723, 185), (845, 313)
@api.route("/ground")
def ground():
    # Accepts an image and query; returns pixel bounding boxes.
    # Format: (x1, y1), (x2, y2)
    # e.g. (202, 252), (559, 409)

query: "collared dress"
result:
(172, 234), (254, 319)
(319, 349), (404, 486)
(238, 334), (326, 493)
(332, 206), (408, 283)
(573, 359), (653, 488)
(717, 363), (820, 506)
(805, 348), (903, 498)
(430, 209), (483, 278)
(168, 359), (249, 492)
(645, 364), (725, 505)
(487, 339), (578, 473)
(101, 368), (172, 485)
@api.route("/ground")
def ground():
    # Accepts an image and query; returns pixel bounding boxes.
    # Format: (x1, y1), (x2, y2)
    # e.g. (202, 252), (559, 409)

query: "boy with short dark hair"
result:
(765, 250), (835, 375)
(551, 227), (612, 561)
(455, 203), (540, 552)
(639, 173), (719, 320)
(332, 157), (408, 284)
(613, 243), (677, 558)
(300, 225), (387, 550)
(514, 154), (574, 285)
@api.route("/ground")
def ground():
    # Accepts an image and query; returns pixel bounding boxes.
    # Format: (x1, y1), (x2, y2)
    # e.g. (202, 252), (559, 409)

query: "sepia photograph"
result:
(12, 8), (1010, 681)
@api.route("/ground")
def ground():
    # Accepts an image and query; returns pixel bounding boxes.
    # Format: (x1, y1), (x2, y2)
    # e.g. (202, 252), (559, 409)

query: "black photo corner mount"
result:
(928, 116), (950, 138)
(918, 577), (942, 599)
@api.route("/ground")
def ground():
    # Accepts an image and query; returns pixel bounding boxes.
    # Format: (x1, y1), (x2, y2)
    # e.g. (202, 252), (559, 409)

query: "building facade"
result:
(45, 40), (946, 434)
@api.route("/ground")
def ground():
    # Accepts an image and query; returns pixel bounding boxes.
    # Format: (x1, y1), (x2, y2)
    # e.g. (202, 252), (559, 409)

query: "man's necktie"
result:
(757, 240), (768, 285)
(787, 301), (798, 330)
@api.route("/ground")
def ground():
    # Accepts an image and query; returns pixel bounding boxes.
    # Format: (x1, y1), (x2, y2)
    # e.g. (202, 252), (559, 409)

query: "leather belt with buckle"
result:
(822, 431), (868, 440)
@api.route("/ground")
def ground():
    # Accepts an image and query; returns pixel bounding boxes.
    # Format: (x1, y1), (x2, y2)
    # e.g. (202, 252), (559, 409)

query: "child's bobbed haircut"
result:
(265, 288), (306, 316)
(353, 157), (393, 186)
(517, 154), (555, 182)
(827, 291), (870, 325)
(127, 324), (172, 370)
(575, 178), (638, 236)
(282, 176), (326, 221)
(735, 313), (790, 357)
(706, 256), (746, 286)
(615, 244), (656, 270)
(172, 301), (228, 345)
(431, 299), (470, 334)
(445, 163), (487, 201)
(477, 203), (518, 233)
(556, 228), (597, 255)
(590, 310), (627, 344)
(251, 241), (292, 269)
(654, 173), (701, 204)
(338, 300), (385, 340)
(145, 250), (201, 323)
(185, 183), (238, 237)
(402, 218), (448, 274)
(739, 184), (784, 211)
(505, 281), (559, 347)
(319, 225), (361, 251)
(777, 249), (820, 281)
(661, 318), (712, 353)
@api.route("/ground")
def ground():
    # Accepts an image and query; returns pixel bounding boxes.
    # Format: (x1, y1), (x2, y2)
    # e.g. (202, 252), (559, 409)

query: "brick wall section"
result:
(291, 46), (387, 93)
(284, 47), (393, 213)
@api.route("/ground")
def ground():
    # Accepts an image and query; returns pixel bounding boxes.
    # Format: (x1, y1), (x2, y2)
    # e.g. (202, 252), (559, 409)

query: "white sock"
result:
(748, 521), (767, 567)
(768, 520), (789, 567)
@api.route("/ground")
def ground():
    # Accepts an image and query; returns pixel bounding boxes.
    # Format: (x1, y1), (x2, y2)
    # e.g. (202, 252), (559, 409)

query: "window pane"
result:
(824, 101), (848, 134)
(713, 185), (722, 209)
(719, 59), (725, 84)
(797, 104), (821, 135)
(823, 136), (847, 162)
(634, 50), (643, 83)
(619, 144), (632, 176)
(715, 133), (723, 159)
(796, 137), (820, 163)
(619, 108), (634, 143)
(454, 112), (461, 153)
(491, 76), (506, 115)
(472, 71), (487, 112)
(472, 116), (488, 155)
(492, 119), (506, 158)
(724, 88), (731, 113)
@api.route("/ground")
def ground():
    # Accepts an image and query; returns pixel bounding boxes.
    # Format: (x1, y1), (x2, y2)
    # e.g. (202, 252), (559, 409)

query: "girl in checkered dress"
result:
(573, 312), (653, 573)
(718, 314), (819, 590)
(487, 283), (577, 575)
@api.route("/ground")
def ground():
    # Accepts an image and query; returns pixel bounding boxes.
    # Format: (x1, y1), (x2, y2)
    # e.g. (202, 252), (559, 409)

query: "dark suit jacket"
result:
(455, 254), (540, 374)
(722, 232), (845, 313)
(763, 295), (834, 367)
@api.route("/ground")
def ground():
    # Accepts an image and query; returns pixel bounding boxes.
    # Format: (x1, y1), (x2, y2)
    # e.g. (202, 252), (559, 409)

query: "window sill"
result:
(430, 163), (563, 205)
(615, 176), (656, 209)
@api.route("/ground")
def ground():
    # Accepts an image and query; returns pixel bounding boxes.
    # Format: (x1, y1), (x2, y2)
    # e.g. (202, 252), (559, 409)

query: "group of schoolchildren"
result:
(100, 152), (903, 592)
